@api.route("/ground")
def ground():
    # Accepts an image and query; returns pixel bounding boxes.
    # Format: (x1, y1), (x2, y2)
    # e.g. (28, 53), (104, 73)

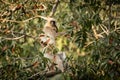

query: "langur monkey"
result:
(43, 17), (58, 40)
(40, 16), (58, 45)
(39, 16), (58, 53)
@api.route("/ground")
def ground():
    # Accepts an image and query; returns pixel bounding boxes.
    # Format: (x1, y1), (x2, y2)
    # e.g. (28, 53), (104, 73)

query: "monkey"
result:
(42, 17), (58, 44)
(38, 17), (58, 53)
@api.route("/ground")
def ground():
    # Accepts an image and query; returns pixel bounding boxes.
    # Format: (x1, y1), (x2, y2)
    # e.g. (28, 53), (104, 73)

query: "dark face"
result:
(50, 20), (56, 26)
(50, 20), (58, 32)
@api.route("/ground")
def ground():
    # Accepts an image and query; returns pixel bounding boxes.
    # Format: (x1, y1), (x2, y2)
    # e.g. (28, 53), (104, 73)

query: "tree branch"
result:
(45, 70), (61, 77)
(28, 70), (61, 79)
(49, 0), (60, 17)
(0, 30), (37, 42)
(2, 35), (25, 40)
(0, 15), (52, 23)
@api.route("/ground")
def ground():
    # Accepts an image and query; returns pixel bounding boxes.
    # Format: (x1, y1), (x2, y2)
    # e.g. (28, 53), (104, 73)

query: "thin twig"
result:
(2, 35), (25, 40)
(0, 30), (36, 39)
(0, 15), (50, 23)
(0, 0), (11, 4)
(0, 19), (22, 23)
(28, 71), (44, 79)
(100, 24), (109, 35)
(23, 16), (41, 22)
(12, 31), (36, 39)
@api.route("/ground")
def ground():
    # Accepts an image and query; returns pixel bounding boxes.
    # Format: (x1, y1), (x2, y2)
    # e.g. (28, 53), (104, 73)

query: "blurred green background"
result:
(0, 0), (120, 80)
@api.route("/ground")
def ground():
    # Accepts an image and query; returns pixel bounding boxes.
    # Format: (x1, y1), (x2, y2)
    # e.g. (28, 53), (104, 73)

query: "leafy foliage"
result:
(0, 0), (120, 80)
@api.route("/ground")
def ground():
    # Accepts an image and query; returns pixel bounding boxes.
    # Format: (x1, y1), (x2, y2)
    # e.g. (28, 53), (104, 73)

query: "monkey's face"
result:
(50, 20), (56, 26)
(43, 18), (58, 39)
(50, 20), (58, 32)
